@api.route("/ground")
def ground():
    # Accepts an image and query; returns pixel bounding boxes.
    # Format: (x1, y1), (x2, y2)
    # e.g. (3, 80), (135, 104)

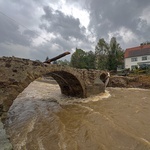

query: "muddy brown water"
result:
(5, 81), (150, 150)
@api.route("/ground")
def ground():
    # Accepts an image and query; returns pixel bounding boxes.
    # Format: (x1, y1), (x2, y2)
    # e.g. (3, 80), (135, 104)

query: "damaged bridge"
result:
(0, 56), (108, 117)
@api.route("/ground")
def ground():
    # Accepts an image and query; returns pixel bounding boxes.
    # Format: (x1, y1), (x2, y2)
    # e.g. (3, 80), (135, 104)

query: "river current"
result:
(6, 80), (150, 150)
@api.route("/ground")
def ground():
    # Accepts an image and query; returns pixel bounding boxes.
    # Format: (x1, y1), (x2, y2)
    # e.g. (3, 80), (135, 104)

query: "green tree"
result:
(95, 37), (124, 71)
(107, 37), (124, 71)
(57, 59), (70, 66)
(84, 51), (96, 69)
(70, 48), (87, 68)
(95, 38), (109, 69)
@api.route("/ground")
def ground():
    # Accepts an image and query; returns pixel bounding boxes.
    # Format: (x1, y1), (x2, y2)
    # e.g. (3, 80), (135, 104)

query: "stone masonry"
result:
(0, 56), (107, 118)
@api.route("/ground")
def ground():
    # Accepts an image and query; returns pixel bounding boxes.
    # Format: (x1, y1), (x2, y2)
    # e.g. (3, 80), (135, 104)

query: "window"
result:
(131, 57), (137, 62)
(142, 56), (147, 61)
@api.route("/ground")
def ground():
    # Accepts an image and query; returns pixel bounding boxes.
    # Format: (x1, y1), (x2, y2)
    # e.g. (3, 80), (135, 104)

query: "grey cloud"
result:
(0, 0), (80, 61)
(23, 29), (39, 38)
(0, 43), (34, 59)
(40, 6), (86, 40)
(32, 0), (60, 5)
(0, 0), (41, 28)
(1, 0), (150, 61)
(65, 0), (87, 8)
(32, 34), (93, 61)
(51, 38), (73, 51)
(86, 0), (150, 44)
(31, 41), (72, 61)
(0, 14), (31, 46)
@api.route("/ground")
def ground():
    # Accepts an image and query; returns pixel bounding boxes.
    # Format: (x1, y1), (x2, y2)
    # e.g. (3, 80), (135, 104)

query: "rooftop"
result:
(125, 44), (150, 58)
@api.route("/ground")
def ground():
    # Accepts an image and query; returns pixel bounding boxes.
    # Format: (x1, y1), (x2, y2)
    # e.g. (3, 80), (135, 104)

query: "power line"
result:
(0, 10), (50, 42)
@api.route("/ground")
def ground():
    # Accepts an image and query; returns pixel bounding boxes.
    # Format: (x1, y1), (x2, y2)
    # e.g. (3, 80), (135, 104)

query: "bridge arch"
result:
(44, 71), (85, 98)
(0, 57), (106, 117)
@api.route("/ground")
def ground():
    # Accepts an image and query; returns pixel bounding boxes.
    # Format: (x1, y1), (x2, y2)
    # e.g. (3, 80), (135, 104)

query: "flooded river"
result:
(6, 80), (150, 150)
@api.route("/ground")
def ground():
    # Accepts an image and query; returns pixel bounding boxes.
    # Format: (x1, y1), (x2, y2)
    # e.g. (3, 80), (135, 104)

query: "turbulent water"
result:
(6, 80), (150, 150)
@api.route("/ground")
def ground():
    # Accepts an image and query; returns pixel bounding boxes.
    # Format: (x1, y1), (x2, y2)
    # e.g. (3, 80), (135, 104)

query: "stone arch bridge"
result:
(0, 57), (107, 117)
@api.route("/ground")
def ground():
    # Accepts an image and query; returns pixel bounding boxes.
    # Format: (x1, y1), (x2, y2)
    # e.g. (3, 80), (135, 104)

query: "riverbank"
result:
(108, 74), (150, 89)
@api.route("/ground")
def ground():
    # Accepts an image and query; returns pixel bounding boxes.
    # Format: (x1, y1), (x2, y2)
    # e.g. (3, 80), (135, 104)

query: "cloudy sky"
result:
(0, 0), (150, 61)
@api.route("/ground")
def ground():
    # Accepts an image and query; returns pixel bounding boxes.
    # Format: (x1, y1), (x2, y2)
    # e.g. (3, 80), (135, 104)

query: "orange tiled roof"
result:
(125, 44), (150, 58)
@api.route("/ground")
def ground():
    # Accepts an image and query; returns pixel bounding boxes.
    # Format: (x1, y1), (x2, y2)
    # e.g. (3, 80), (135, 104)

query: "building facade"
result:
(124, 45), (150, 70)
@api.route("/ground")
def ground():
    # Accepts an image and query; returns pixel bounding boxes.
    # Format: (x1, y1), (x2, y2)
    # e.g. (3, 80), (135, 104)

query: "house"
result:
(124, 44), (150, 70)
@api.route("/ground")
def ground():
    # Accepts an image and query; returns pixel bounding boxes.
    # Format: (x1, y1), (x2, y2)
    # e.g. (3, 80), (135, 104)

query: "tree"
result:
(95, 37), (124, 71)
(70, 48), (87, 68)
(57, 59), (70, 66)
(71, 37), (124, 70)
(107, 37), (124, 71)
(95, 38), (109, 70)
(84, 51), (96, 69)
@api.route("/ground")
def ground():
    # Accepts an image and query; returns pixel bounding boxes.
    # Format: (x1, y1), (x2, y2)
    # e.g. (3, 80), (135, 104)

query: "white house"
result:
(124, 44), (150, 70)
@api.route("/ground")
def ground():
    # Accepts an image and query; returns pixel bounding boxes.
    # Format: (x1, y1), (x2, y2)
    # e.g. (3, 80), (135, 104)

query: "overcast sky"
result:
(0, 0), (150, 61)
